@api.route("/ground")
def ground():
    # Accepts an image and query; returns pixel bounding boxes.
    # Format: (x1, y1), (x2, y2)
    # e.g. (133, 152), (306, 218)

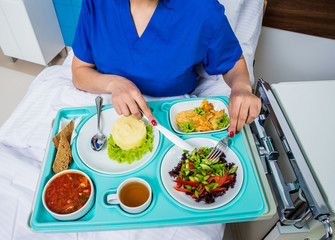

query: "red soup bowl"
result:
(42, 169), (95, 221)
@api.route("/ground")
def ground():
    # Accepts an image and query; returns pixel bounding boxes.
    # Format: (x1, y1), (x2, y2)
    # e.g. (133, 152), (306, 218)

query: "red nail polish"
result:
(229, 131), (235, 138)
(151, 120), (157, 126)
(236, 131), (240, 134)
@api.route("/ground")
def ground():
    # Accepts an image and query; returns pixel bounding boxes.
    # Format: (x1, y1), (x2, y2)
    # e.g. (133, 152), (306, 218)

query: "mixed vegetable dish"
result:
(169, 147), (238, 204)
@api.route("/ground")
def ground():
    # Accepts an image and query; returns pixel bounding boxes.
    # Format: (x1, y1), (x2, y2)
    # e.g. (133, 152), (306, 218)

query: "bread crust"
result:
(52, 135), (72, 173)
(52, 120), (74, 149)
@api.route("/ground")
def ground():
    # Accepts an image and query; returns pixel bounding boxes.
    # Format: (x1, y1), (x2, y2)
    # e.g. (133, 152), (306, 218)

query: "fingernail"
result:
(151, 120), (157, 126)
(229, 131), (235, 138)
(236, 131), (240, 134)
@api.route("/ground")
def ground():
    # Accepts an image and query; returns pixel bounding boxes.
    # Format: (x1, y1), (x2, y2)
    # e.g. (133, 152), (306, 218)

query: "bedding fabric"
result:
(0, 0), (264, 239)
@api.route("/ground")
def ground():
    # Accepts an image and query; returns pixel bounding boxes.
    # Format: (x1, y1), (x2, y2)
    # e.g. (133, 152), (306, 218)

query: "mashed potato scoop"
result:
(112, 116), (147, 150)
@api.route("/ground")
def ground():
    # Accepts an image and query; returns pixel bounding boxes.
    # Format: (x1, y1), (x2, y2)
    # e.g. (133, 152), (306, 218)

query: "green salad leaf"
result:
(194, 107), (205, 115)
(177, 121), (195, 133)
(171, 146), (238, 202)
(107, 125), (154, 164)
(228, 166), (238, 175)
(216, 113), (230, 129)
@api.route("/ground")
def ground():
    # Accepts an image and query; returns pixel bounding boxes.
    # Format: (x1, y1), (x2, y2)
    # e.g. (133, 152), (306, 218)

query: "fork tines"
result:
(207, 138), (228, 162)
(207, 149), (223, 162)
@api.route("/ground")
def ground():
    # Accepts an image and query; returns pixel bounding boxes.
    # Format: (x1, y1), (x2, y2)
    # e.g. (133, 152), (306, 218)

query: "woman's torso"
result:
(75, 0), (232, 97)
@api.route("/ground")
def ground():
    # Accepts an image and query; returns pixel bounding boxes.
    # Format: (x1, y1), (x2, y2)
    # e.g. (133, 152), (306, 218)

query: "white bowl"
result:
(169, 99), (229, 134)
(42, 169), (95, 221)
(161, 138), (243, 209)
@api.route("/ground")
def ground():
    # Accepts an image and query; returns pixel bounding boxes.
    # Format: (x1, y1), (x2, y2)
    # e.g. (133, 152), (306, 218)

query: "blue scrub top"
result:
(72, 0), (242, 97)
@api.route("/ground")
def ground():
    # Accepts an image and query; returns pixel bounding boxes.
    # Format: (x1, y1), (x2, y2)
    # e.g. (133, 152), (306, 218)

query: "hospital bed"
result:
(0, 0), (265, 239)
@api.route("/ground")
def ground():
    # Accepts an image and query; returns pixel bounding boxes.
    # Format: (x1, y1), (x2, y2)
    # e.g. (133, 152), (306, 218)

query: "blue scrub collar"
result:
(161, 0), (175, 9)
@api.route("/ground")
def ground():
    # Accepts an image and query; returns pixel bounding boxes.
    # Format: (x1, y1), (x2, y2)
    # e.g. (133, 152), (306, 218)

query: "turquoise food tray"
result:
(30, 96), (266, 232)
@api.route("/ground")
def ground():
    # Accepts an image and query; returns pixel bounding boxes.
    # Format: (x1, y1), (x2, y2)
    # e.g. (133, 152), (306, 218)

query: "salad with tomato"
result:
(169, 147), (238, 204)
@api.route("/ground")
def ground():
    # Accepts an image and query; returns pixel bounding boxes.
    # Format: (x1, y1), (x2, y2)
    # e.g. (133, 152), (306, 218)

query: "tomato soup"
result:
(44, 172), (91, 214)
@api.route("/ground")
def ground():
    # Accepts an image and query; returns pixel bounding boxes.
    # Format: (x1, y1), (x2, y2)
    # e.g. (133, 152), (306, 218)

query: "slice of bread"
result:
(52, 134), (72, 173)
(52, 119), (74, 149)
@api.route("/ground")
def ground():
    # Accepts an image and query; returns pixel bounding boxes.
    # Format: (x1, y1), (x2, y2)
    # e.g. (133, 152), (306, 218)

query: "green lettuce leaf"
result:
(216, 113), (230, 129)
(194, 107), (205, 115)
(177, 121), (195, 133)
(107, 125), (154, 164)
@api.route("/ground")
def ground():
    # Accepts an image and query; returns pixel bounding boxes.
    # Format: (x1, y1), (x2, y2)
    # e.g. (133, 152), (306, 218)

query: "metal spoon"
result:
(91, 96), (106, 151)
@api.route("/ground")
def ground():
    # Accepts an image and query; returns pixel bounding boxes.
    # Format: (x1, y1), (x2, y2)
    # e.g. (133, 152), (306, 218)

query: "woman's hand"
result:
(227, 84), (261, 136)
(72, 55), (155, 124)
(108, 76), (155, 123)
(222, 56), (261, 136)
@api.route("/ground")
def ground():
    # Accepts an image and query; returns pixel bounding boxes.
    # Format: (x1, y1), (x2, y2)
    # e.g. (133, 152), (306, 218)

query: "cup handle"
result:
(107, 194), (119, 205)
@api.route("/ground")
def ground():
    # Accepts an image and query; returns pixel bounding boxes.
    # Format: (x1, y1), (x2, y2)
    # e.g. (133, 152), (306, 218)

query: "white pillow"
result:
(194, 0), (264, 97)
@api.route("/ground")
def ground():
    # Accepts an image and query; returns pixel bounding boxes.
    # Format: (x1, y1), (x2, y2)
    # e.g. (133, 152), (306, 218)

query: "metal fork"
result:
(207, 135), (229, 162)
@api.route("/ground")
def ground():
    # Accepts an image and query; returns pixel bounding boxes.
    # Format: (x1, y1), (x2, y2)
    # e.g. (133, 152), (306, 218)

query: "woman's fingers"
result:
(114, 95), (141, 119)
(111, 82), (155, 124)
(134, 94), (156, 124)
(228, 96), (242, 135)
(246, 99), (261, 124)
(228, 92), (261, 135)
(113, 102), (122, 116)
(127, 98), (142, 120)
(118, 101), (131, 117)
(235, 102), (249, 132)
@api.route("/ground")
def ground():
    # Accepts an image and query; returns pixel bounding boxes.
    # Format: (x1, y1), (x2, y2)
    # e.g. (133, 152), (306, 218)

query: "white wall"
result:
(253, 27), (335, 84)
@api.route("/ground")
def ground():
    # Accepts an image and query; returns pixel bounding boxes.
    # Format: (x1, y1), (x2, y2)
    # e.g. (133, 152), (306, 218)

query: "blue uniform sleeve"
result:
(72, 0), (94, 64)
(203, 6), (242, 75)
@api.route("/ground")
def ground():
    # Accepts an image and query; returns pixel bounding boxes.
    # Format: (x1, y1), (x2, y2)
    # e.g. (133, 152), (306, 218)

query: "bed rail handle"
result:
(320, 216), (333, 240)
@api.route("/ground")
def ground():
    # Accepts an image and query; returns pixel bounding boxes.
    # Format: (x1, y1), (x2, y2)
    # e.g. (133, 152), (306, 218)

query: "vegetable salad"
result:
(169, 147), (237, 204)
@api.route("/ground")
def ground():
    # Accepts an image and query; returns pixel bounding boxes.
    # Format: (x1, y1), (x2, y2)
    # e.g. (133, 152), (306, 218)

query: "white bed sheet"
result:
(0, 0), (264, 239)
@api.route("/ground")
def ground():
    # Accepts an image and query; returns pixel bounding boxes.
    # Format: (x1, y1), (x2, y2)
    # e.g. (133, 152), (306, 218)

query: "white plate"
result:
(76, 108), (160, 174)
(169, 99), (229, 134)
(160, 138), (243, 210)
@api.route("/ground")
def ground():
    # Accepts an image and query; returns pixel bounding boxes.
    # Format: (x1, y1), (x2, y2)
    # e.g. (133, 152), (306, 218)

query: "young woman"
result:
(71, 0), (261, 138)
(71, 0), (261, 238)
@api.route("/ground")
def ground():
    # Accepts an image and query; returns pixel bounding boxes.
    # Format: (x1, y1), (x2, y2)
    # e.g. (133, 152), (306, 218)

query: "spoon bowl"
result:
(91, 96), (106, 151)
(91, 133), (106, 151)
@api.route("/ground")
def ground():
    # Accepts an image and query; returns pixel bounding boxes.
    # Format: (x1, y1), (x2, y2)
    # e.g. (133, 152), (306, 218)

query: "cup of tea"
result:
(107, 178), (152, 214)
